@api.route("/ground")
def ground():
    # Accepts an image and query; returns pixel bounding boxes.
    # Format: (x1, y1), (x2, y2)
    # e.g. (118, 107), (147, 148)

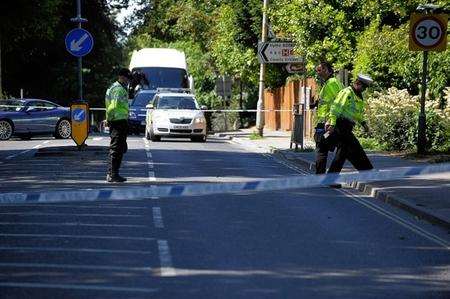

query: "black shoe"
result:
(329, 184), (342, 189)
(106, 174), (127, 183)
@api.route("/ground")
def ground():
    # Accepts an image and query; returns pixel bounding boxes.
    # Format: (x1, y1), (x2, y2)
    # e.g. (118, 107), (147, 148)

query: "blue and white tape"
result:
(0, 163), (449, 204)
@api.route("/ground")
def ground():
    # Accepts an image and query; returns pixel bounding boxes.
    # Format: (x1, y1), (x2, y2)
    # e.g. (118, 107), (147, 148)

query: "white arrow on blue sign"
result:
(65, 28), (94, 57)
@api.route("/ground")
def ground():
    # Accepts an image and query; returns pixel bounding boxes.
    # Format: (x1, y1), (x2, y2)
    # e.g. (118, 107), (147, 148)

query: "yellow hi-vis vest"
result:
(317, 77), (344, 121)
(329, 86), (366, 126)
(105, 81), (129, 121)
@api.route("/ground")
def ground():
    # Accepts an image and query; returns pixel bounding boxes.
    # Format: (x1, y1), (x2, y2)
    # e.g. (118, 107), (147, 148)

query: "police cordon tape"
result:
(90, 107), (294, 112)
(1, 163), (450, 205)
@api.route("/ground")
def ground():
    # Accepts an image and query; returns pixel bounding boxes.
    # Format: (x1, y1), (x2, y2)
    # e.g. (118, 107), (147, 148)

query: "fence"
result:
(264, 78), (318, 140)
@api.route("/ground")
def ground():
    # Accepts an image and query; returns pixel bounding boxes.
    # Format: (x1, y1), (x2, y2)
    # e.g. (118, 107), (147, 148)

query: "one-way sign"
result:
(258, 42), (303, 64)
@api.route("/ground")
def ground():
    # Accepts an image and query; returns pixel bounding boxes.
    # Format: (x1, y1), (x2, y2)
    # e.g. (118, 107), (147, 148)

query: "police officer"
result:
(327, 74), (374, 174)
(105, 68), (132, 183)
(312, 61), (344, 174)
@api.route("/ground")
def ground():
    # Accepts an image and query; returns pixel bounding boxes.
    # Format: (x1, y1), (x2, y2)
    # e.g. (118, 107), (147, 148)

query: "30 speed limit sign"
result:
(409, 13), (448, 51)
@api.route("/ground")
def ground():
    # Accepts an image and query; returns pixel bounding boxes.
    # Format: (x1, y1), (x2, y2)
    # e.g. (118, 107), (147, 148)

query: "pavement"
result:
(221, 128), (450, 230)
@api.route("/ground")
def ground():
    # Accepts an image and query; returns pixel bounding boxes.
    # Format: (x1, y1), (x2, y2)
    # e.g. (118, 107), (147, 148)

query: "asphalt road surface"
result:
(0, 135), (449, 298)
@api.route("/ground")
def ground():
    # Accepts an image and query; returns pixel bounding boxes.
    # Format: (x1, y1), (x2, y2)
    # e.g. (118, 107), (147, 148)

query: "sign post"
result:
(66, 0), (94, 147)
(409, 12), (448, 154)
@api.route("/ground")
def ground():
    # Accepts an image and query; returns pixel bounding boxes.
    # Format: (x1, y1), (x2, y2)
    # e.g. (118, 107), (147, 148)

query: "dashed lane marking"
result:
(0, 246), (153, 254)
(157, 240), (176, 277)
(152, 207), (164, 228)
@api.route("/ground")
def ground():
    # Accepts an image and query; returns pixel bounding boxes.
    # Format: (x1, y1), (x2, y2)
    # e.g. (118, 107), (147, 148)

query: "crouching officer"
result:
(327, 74), (374, 174)
(105, 68), (132, 183)
(312, 62), (344, 174)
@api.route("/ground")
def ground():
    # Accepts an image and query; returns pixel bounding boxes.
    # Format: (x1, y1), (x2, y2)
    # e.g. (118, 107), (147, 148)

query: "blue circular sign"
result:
(72, 108), (86, 122)
(65, 28), (94, 57)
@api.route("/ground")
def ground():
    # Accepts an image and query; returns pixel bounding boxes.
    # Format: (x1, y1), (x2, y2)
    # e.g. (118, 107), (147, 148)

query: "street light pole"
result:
(256, 0), (269, 137)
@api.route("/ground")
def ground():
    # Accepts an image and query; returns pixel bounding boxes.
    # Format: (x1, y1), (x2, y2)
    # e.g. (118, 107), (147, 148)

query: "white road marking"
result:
(0, 212), (144, 217)
(5, 140), (49, 160)
(0, 246), (152, 254)
(148, 171), (156, 182)
(157, 240), (176, 277)
(5, 149), (32, 160)
(338, 189), (450, 249)
(0, 282), (158, 293)
(92, 137), (103, 141)
(152, 207), (164, 228)
(0, 262), (152, 272)
(0, 204), (148, 209)
(0, 222), (149, 228)
(0, 233), (155, 241)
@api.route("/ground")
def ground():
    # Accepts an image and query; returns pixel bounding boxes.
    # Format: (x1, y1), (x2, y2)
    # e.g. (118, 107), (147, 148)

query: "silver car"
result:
(0, 99), (71, 140)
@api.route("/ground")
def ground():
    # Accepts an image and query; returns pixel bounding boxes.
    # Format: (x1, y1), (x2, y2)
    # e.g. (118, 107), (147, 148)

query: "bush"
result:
(362, 87), (450, 151)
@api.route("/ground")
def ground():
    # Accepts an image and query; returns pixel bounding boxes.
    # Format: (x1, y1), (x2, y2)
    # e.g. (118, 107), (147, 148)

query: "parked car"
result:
(145, 89), (207, 142)
(128, 90), (156, 134)
(0, 99), (71, 140)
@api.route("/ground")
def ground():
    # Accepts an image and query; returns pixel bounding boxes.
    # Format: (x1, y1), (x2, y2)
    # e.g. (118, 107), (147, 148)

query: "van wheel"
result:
(0, 120), (14, 140)
(55, 119), (71, 139)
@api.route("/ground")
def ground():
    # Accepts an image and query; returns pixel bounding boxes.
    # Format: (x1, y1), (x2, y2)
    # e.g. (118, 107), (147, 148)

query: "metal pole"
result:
(76, 0), (83, 102)
(256, 0), (269, 137)
(0, 33), (2, 96)
(417, 50), (428, 155)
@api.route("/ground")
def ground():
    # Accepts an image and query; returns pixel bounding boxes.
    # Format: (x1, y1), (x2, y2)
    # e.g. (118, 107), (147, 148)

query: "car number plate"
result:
(173, 125), (189, 129)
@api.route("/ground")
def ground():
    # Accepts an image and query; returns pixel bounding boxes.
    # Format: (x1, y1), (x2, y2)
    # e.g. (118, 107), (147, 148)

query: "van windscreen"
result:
(134, 67), (188, 90)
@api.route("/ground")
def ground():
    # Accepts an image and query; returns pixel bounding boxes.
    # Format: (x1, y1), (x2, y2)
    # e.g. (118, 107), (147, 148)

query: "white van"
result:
(128, 48), (194, 133)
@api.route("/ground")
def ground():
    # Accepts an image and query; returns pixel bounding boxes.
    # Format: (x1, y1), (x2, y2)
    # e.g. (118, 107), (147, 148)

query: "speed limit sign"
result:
(409, 13), (448, 51)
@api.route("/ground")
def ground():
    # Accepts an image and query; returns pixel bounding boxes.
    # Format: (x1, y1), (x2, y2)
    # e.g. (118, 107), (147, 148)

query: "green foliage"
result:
(361, 88), (450, 151)
(354, 22), (450, 99)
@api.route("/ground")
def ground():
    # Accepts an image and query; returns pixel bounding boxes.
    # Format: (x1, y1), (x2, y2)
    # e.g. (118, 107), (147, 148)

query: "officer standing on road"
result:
(327, 74), (374, 174)
(311, 61), (344, 174)
(105, 68), (132, 183)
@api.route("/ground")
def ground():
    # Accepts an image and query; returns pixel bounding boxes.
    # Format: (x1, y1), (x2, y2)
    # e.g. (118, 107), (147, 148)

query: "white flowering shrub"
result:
(362, 87), (450, 151)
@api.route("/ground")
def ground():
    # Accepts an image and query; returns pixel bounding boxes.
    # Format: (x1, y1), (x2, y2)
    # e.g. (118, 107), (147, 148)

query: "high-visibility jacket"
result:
(329, 86), (366, 126)
(317, 77), (344, 121)
(105, 81), (129, 122)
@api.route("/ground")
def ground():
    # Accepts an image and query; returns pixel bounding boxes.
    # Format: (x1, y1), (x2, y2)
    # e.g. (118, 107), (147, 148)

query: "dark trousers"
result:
(108, 119), (128, 176)
(328, 118), (373, 173)
(314, 123), (337, 174)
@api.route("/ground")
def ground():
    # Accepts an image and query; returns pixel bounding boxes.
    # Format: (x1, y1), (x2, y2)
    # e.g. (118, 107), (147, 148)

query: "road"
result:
(0, 135), (449, 298)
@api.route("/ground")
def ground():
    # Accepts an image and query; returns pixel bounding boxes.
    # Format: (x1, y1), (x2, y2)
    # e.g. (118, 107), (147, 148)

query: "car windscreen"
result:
(132, 92), (155, 107)
(156, 97), (198, 110)
(133, 67), (188, 90)
(0, 100), (26, 112)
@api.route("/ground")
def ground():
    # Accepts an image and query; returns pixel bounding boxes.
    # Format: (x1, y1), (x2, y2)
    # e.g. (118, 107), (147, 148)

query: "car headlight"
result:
(129, 111), (137, 119)
(194, 117), (206, 124)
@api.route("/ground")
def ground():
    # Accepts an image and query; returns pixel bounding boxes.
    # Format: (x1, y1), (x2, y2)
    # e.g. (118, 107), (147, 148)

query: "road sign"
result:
(65, 28), (94, 57)
(258, 42), (303, 64)
(409, 13), (448, 52)
(285, 63), (305, 74)
(71, 102), (89, 147)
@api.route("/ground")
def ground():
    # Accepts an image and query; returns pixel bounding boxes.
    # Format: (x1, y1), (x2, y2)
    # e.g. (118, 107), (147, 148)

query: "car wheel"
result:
(191, 135), (206, 142)
(55, 119), (71, 139)
(0, 120), (14, 141)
